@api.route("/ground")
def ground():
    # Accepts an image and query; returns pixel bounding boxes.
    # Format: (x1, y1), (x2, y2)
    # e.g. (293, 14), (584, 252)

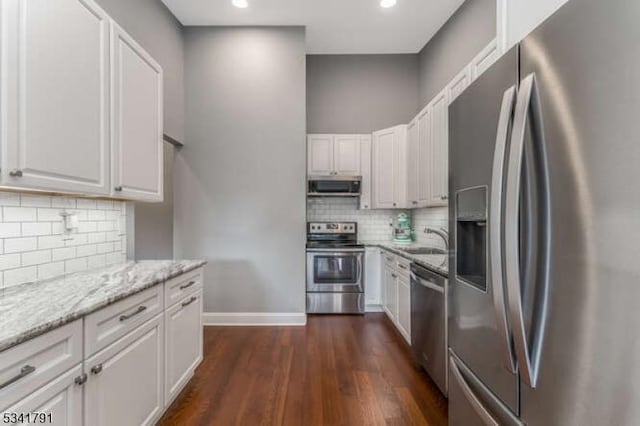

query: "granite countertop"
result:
(362, 241), (449, 277)
(0, 260), (207, 353)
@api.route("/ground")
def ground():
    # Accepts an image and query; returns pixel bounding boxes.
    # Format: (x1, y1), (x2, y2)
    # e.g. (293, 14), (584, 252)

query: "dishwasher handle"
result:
(411, 272), (445, 294)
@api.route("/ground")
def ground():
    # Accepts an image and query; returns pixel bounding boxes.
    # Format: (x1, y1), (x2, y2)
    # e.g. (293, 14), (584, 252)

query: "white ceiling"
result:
(161, 0), (466, 54)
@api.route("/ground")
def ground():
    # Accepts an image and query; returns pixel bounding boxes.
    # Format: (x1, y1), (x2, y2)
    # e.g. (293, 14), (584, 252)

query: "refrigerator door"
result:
(448, 48), (519, 416)
(517, 0), (640, 424)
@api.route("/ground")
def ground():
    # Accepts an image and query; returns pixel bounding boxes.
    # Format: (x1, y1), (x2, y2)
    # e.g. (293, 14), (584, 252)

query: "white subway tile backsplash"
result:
(3, 207), (37, 222)
(52, 247), (76, 261)
(0, 223), (21, 238)
(21, 250), (52, 267)
(65, 258), (87, 273)
(0, 190), (128, 291)
(21, 222), (52, 237)
(4, 266), (37, 286)
(38, 262), (65, 280)
(4, 237), (38, 253)
(307, 198), (449, 246)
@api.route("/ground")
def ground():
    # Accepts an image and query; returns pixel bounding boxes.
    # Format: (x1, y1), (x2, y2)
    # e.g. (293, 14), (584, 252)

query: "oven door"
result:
(306, 249), (364, 292)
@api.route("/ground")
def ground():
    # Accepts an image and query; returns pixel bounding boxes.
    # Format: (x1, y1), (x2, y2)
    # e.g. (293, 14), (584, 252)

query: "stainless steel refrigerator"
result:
(448, 0), (640, 424)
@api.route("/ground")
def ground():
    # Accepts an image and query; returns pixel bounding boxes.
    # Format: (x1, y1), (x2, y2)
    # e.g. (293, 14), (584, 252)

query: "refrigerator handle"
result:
(449, 355), (499, 426)
(504, 73), (551, 389)
(490, 85), (517, 374)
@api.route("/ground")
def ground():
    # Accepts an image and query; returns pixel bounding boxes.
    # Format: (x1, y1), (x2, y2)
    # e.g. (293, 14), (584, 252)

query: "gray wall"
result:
(306, 55), (419, 133)
(94, 0), (184, 260)
(175, 27), (306, 313)
(418, 0), (496, 106)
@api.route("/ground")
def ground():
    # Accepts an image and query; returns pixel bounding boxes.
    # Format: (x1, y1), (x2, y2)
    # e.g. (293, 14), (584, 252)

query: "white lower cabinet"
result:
(397, 274), (411, 343)
(165, 290), (203, 405)
(0, 267), (204, 426)
(85, 314), (164, 426)
(381, 249), (411, 345)
(4, 365), (83, 426)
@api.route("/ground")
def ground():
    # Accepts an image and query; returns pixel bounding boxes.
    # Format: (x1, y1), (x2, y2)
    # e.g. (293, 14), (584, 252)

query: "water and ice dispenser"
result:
(455, 187), (487, 292)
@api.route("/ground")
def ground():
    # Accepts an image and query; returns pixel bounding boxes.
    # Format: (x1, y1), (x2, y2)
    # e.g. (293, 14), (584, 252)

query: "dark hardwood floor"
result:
(158, 313), (448, 426)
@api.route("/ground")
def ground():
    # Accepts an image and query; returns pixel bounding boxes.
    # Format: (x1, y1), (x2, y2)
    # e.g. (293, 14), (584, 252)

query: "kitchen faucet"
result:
(424, 227), (449, 250)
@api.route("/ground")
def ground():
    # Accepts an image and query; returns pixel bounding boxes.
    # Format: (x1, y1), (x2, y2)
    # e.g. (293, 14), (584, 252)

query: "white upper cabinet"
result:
(416, 107), (432, 207)
(406, 119), (419, 208)
(448, 65), (472, 104)
(372, 125), (407, 209)
(0, 0), (111, 195)
(429, 90), (449, 207)
(307, 134), (364, 177)
(307, 134), (334, 176)
(111, 23), (163, 202)
(470, 39), (500, 81)
(359, 135), (373, 210)
(503, 0), (570, 50)
(333, 135), (361, 176)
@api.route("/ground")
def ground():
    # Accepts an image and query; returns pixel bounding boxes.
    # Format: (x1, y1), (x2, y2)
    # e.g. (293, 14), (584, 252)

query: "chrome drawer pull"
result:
(119, 305), (147, 321)
(398, 264), (408, 270)
(74, 373), (88, 386)
(179, 281), (196, 290)
(90, 364), (103, 375)
(0, 365), (35, 390)
(181, 296), (197, 308)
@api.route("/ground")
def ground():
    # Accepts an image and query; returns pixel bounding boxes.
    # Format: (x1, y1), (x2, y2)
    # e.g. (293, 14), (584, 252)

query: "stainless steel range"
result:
(306, 222), (364, 314)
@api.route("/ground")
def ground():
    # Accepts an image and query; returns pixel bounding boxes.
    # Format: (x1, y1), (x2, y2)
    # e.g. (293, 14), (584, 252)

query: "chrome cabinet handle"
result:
(398, 264), (408, 270)
(179, 280), (196, 290)
(393, 203), (397, 207)
(391, 273), (397, 278)
(440, 195), (448, 200)
(90, 364), (103, 375)
(114, 186), (123, 192)
(74, 373), (88, 386)
(505, 73), (551, 389)
(181, 296), (197, 308)
(8, 169), (23, 177)
(490, 85), (517, 374)
(119, 305), (147, 321)
(0, 365), (35, 390)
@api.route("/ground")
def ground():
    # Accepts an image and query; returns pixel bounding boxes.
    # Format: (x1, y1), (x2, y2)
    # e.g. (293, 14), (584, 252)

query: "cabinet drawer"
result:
(396, 257), (411, 277)
(0, 321), (82, 410)
(383, 251), (396, 268)
(84, 286), (164, 357)
(165, 268), (203, 309)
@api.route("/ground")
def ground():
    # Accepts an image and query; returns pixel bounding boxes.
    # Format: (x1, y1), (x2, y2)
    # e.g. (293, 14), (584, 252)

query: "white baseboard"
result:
(366, 304), (384, 313)
(202, 312), (307, 326)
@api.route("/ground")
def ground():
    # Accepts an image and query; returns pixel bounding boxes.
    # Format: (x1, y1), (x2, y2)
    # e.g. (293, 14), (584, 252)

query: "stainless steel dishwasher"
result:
(411, 263), (447, 396)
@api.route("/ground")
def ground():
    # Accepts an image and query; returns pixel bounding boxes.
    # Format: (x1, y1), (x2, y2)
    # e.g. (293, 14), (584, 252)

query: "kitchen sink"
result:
(401, 247), (447, 255)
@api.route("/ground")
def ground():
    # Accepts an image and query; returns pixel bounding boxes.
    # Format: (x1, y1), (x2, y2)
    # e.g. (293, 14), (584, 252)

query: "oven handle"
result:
(306, 248), (365, 254)
(356, 255), (363, 285)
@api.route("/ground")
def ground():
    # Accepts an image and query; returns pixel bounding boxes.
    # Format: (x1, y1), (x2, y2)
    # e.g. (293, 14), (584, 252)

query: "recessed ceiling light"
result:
(380, 0), (397, 8)
(232, 0), (248, 8)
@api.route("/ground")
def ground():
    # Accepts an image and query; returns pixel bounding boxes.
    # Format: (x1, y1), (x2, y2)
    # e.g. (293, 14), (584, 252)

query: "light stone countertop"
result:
(361, 241), (449, 277)
(0, 260), (206, 353)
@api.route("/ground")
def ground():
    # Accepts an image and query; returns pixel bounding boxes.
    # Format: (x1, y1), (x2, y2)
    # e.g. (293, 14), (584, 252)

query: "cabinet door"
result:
(4, 365), (83, 426)
(333, 135), (361, 175)
(372, 128), (397, 209)
(307, 135), (334, 176)
(448, 65), (471, 104)
(406, 119), (419, 208)
(0, 0), (110, 195)
(417, 107), (432, 207)
(85, 315), (164, 426)
(165, 291), (203, 406)
(111, 23), (163, 202)
(384, 266), (397, 321)
(364, 248), (381, 307)
(429, 91), (449, 206)
(359, 135), (372, 210)
(397, 274), (411, 344)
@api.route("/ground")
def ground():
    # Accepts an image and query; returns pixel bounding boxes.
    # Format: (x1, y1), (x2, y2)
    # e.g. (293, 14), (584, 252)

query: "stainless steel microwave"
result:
(307, 176), (361, 197)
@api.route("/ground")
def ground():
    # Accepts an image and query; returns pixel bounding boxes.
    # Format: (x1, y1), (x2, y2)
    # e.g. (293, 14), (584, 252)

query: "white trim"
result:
(365, 304), (384, 313)
(496, 0), (508, 54)
(202, 312), (307, 326)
